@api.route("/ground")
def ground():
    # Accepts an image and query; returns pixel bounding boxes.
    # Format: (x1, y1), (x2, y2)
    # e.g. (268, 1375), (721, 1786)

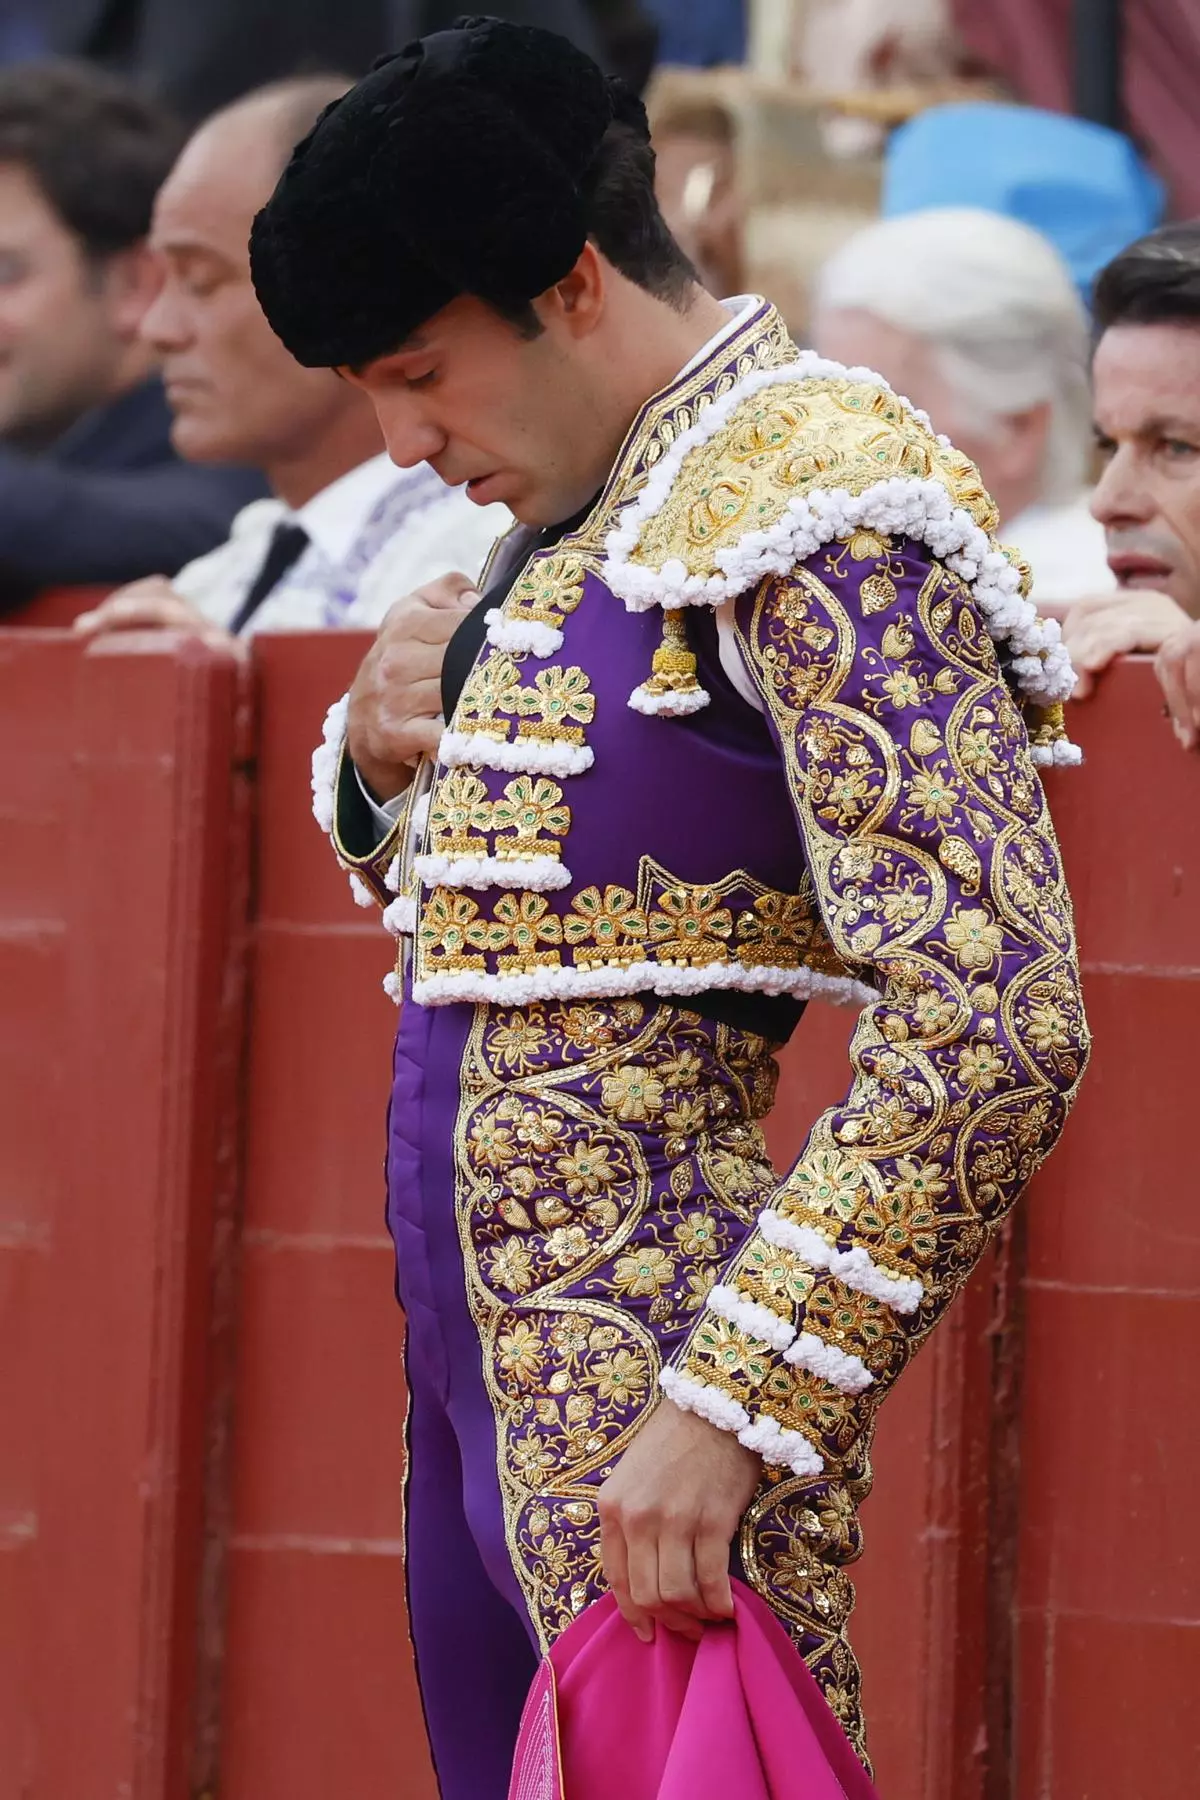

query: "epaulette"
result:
(604, 356), (1079, 766)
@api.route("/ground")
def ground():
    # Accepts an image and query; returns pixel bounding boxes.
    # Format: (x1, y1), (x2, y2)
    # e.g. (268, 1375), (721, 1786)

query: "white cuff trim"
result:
(707, 1284), (794, 1352)
(660, 1367), (824, 1478)
(757, 1208), (924, 1315)
(311, 692), (349, 835)
(783, 1331), (873, 1395)
(705, 1285), (874, 1395)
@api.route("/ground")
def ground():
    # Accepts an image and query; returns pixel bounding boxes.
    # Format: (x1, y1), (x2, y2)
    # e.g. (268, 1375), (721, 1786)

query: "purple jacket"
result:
(318, 297), (1089, 1478)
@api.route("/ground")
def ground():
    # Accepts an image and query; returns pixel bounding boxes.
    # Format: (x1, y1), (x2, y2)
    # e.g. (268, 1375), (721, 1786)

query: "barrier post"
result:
(3, 630), (250, 1800)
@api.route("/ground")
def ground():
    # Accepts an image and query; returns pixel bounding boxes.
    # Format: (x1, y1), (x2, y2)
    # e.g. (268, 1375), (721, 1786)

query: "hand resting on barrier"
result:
(72, 576), (233, 649)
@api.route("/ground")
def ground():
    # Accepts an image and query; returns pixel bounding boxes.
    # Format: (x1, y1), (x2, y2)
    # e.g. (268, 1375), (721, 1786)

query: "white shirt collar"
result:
(677, 294), (761, 380)
(293, 452), (415, 565)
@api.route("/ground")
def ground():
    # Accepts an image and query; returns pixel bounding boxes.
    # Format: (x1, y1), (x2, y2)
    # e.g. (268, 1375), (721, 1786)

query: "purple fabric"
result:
(417, 569), (813, 994)
(387, 989), (874, 1793)
(508, 1580), (878, 1800)
(390, 994), (541, 1798)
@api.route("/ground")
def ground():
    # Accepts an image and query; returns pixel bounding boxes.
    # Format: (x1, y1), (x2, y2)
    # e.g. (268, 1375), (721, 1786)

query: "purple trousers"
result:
(387, 993), (871, 1799)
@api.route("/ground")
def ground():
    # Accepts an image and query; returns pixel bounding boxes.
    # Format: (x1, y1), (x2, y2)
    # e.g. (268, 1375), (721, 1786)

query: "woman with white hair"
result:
(812, 205), (1114, 604)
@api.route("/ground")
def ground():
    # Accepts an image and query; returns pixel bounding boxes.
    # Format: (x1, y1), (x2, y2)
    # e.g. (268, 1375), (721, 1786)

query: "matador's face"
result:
(340, 288), (619, 531)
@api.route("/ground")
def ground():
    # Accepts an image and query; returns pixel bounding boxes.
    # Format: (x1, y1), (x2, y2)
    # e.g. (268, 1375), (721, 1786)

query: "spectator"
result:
(812, 206), (1112, 607)
(77, 77), (508, 645)
(1057, 224), (1200, 714)
(0, 61), (264, 617)
(650, 95), (743, 299)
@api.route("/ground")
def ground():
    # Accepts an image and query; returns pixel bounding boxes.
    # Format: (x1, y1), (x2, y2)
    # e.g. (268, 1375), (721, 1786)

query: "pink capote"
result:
(507, 1579), (880, 1800)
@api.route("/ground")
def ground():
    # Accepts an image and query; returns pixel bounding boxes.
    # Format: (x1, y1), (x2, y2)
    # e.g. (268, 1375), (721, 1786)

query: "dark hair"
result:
(495, 117), (697, 336)
(1093, 223), (1200, 334)
(0, 60), (183, 260)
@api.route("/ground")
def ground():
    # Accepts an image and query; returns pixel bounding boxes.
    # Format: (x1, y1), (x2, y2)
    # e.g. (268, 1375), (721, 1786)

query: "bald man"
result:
(78, 77), (507, 645)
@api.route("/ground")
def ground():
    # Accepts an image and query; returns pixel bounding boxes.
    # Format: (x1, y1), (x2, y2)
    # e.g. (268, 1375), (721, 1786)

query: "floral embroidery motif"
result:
(454, 998), (816, 1654)
(412, 865), (861, 996)
(664, 533), (1087, 1479)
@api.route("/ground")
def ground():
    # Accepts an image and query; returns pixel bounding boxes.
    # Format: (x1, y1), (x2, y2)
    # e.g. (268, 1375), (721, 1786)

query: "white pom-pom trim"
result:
(627, 683), (711, 716)
(382, 970), (402, 1005)
(413, 851), (571, 893)
(660, 1367), (824, 1478)
(602, 357), (1079, 718)
(411, 955), (875, 1010)
(707, 1285), (795, 1352)
(382, 896), (417, 937)
(383, 855), (402, 894)
(311, 693), (349, 835)
(485, 610), (564, 658)
(1030, 739), (1084, 768)
(438, 728), (594, 778)
(411, 791), (431, 834)
(783, 1332), (873, 1395)
(706, 1284), (873, 1395)
(349, 873), (375, 908)
(757, 1208), (924, 1315)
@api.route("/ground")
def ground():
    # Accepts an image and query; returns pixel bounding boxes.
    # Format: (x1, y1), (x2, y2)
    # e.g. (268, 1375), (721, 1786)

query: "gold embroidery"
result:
(506, 550), (588, 635)
(629, 378), (1001, 582)
(491, 776), (571, 861)
(414, 861), (858, 990)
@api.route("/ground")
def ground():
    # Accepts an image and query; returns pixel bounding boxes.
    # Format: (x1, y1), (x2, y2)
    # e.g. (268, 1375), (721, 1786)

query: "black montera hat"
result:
(249, 15), (649, 370)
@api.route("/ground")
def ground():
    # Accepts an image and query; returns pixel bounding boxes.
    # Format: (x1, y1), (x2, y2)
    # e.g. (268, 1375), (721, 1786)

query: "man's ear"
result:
(103, 241), (164, 344)
(543, 241), (606, 340)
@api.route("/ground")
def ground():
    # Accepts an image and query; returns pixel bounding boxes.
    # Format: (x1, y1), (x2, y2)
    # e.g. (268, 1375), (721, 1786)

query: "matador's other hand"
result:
(347, 570), (480, 802)
(597, 1397), (761, 1645)
(1155, 620), (1200, 751)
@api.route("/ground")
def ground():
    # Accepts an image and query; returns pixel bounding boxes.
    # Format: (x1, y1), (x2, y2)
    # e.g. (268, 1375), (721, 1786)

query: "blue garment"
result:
(645, 0), (744, 67)
(0, 376), (266, 615)
(883, 103), (1165, 306)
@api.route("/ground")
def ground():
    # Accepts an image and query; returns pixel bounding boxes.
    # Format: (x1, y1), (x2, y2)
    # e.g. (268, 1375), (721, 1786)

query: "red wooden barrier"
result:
(2, 633), (1195, 1800)
(0, 629), (249, 1798)
(216, 634), (434, 1800)
(1016, 663), (1200, 1796)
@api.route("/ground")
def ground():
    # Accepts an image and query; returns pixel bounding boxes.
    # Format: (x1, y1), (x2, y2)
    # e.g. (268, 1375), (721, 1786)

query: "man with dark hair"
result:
(251, 22), (1088, 1794)
(1056, 223), (1200, 731)
(0, 61), (263, 616)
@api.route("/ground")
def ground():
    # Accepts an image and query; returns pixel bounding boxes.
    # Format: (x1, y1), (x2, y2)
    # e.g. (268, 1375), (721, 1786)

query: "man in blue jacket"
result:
(0, 61), (263, 616)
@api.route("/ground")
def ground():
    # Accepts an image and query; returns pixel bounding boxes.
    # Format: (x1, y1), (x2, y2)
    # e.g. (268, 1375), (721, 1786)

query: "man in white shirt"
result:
(76, 75), (506, 646)
(811, 207), (1113, 609)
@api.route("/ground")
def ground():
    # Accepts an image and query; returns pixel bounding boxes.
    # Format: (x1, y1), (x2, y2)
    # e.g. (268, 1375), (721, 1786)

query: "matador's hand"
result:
(347, 570), (479, 802)
(597, 1397), (761, 1644)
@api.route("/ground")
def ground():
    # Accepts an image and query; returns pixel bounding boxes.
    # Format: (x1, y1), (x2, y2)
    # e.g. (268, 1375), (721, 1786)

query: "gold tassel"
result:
(1029, 700), (1067, 748)
(628, 611), (710, 716)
